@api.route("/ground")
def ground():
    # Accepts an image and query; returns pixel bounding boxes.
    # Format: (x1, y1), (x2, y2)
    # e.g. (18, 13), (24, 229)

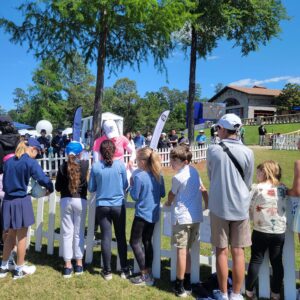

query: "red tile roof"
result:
(209, 85), (281, 102)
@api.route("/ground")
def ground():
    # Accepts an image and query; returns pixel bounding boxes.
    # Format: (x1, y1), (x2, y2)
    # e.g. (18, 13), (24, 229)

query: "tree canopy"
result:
(1, 0), (188, 137)
(275, 83), (300, 113)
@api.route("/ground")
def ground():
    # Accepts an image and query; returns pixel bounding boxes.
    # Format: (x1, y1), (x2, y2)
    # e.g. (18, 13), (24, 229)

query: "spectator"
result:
(239, 127), (245, 144)
(157, 133), (168, 150)
(195, 130), (206, 147)
(207, 113), (254, 300)
(145, 132), (152, 147)
(37, 129), (50, 158)
(178, 132), (189, 145)
(134, 131), (145, 149)
(168, 129), (178, 148)
(258, 123), (267, 146)
(51, 130), (63, 157)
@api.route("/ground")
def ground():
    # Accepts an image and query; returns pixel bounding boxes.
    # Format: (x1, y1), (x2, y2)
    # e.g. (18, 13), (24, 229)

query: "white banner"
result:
(150, 110), (170, 150)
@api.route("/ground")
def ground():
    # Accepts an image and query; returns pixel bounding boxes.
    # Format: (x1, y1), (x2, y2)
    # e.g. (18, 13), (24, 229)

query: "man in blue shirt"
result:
(133, 131), (145, 149)
(195, 130), (206, 146)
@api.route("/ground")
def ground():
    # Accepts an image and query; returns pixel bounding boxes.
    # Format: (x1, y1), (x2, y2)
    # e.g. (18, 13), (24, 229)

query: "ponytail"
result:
(100, 140), (116, 166)
(137, 147), (161, 181)
(67, 155), (81, 194)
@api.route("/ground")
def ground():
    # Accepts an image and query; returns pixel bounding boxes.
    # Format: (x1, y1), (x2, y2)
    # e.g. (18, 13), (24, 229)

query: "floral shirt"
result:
(249, 182), (287, 234)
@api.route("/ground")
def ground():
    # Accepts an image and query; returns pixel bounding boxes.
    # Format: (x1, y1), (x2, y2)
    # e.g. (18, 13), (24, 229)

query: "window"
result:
(224, 98), (240, 107)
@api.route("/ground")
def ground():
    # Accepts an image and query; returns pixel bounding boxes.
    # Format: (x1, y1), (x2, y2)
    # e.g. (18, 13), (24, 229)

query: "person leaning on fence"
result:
(55, 141), (89, 278)
(207, 113), (254, 300)
(0, 138), (53, 280)
(88, 139), (131, 281)
(246, 161), (287, 300)
(129, 147), (165, 286)
(165, 145), (203, 297)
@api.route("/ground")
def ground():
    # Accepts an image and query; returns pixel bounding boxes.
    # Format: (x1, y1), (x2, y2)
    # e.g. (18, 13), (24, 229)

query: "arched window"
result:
(224, 98), (240, 107)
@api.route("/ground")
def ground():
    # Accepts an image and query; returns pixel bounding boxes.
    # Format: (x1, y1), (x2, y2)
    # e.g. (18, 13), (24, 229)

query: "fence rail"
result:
(28, 191), (299, 300)
(272, 134), (300, 150)
(37, 145), (208, 176)
(243, 113), (300, 126)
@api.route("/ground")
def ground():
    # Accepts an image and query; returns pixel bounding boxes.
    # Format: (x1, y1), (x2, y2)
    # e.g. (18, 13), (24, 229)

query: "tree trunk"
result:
(187, 25), (197, 145)
(92, 12), (108, 140)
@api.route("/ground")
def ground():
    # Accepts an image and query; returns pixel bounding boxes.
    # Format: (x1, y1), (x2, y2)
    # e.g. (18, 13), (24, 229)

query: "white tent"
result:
(81, 112), (124, 141)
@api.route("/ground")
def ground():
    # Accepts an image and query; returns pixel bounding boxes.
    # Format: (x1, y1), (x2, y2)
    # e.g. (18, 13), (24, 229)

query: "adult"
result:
(168, 129), (178, 148)
(207, 113), (254, 300)
(145, 131), (152, 147)
(0, 138), (53, 279)
(133, 131), (145, 149)
(157, 133), (168, 149)
(258, 123), (267, 146)
(37, 129), (50, 158)
(195, 130), (206, 147)
(51, 130), (64, 156)
(93, 119), (135, 164)
(239, 127), (245, 144)
(178, 132), (189, 145)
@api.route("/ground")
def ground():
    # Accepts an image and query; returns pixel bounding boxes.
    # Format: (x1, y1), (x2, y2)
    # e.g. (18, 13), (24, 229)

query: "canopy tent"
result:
(12, 122), (34, 130)
(81, 112), (124, 142)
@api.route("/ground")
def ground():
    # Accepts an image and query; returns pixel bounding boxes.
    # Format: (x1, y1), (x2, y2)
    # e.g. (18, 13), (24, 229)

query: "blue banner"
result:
(72, 106), (82, 142)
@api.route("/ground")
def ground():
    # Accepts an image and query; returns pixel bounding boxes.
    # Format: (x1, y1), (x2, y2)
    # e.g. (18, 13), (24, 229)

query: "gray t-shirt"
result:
(207, 139), (254, 220)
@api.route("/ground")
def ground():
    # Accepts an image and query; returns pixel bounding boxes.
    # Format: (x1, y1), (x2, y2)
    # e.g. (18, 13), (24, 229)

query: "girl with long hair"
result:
(129, 147), (165, 286)
(88, 139), (130, 281)
(55, 141), (89, 278)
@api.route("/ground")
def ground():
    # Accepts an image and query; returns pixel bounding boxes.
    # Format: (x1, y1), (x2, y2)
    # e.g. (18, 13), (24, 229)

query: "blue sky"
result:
(1, 0), (300, 112)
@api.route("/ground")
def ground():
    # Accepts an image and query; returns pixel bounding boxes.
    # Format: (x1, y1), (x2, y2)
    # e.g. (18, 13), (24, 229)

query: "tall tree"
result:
(1, 0), (188, 137)
(178, 0), (288, 144)
(12, 88), (29, 122)
(214, 83), (224, 94)
(275, 83), (300, 113)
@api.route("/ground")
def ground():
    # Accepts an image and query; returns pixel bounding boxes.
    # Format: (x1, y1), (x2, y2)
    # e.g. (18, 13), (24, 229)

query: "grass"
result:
(0, 148), (299, 299)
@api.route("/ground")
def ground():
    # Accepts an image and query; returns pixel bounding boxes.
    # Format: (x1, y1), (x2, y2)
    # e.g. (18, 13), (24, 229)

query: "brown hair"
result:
(257, 160), (282, 185)
(100, 140), (116, 166)
(67, 155), (81, 194)
(137, 147), (161, 181)
(170, 145), (191, 162)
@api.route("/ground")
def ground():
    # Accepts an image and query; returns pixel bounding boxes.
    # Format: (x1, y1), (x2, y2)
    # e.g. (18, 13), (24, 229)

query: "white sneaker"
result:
(229, 293), (244, 300)
(8, 257), (16, 271)
(13, 265), (36, 280)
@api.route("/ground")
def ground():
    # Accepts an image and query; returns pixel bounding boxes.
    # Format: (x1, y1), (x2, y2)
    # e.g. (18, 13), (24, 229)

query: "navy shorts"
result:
(2, 195), (35, 231)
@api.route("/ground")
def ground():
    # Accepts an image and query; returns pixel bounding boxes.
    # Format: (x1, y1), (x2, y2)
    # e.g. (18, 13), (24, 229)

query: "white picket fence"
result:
(29, 191), (299, 300)
(272, 134), (300, 150)
(37, 145), (208, 176)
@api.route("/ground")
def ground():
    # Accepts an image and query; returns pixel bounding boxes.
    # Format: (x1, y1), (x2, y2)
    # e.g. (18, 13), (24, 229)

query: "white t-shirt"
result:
(171, 165), (203, 225)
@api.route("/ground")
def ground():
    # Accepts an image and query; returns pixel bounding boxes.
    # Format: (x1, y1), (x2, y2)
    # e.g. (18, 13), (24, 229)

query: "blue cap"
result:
(66, 141), (83, 156)
(27, 138), (42, 151)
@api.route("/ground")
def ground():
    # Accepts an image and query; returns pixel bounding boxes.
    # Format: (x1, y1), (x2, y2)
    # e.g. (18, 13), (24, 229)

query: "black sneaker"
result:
(100, 269), (112, 281)
(174, 285), (188, 298)
(184, 278), (192, 294)
(63, 267), (73, 278)
(13, 265), (36, 280)
(0, 267), (9, 278)
(120, 267), (132, 279)
(74, 265), (83, 276)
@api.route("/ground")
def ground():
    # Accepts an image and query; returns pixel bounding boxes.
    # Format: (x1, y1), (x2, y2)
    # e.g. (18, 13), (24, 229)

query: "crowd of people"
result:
(0, 114), (300, 300)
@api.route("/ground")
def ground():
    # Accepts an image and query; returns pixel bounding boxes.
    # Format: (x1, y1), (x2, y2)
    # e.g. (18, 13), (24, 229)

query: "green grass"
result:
(1, 148), (299, 299)
(200, 123), (300, 145)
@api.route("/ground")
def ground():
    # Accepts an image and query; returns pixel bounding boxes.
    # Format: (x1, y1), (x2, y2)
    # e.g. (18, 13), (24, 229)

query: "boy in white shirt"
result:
(165, 145), (203, 297)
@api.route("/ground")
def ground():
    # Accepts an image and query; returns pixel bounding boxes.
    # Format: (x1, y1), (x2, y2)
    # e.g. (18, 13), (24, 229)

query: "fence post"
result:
(47, 192), (57, 255)
(35, 197), (45, 252)
(152, 214), (161, 279)
(85, 193), (96, 264)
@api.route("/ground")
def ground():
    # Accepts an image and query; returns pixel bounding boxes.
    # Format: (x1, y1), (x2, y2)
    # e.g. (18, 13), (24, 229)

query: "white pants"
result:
(60, 197), (87, 261)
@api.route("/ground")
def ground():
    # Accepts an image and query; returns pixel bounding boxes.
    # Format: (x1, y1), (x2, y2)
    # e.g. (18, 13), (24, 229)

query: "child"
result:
(246, 160), (287, 300)
(0, 138), (53, 279)
(129, 147), (165, 286)
(55, 141), (89, 278)
(88, 139), (130, 280)
(165, 145), (203, 297)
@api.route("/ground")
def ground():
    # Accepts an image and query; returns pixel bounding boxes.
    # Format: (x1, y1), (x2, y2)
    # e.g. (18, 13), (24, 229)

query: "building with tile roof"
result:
(209, 85), (281, 119)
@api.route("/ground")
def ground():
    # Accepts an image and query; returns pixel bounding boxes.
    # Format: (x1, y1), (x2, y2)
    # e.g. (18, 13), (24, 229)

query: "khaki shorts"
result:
(210, 212), (251, 248)
(172, 222), (200, 249)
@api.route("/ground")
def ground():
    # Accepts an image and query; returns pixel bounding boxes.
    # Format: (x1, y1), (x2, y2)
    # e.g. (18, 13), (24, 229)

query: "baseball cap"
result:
(199, 130), (204, 133)
(27, 138), (42, 151)
(103, 119), (119, 139)
(217, 113), (242, 130)
(66, 141), (83, 156)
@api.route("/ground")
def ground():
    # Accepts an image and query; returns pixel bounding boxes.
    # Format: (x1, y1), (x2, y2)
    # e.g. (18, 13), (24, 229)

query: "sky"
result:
(1, 0), (300, 112)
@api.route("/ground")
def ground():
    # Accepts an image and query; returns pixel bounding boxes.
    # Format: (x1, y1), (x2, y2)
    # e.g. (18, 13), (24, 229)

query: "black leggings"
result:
(96, 205), (128, 271)
(129, 216), (155, 271)
(246, 230), (285, 294)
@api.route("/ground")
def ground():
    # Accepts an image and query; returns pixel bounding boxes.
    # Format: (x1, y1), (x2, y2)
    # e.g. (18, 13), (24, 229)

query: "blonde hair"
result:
(67, 155), (81, 194)
(137, 147), (161, 181)
(15, 141), (28, 159)
(257, 160), (282, 185)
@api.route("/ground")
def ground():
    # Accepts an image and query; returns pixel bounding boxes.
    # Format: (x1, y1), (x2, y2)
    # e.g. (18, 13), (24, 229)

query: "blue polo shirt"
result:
(3, 154), (54, 199)
(133, 135), (145, 148)
(130, 170), (165, 223)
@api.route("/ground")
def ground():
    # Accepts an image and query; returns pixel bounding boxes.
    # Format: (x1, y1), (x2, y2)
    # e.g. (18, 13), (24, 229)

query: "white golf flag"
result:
(149, 110), (170, 150)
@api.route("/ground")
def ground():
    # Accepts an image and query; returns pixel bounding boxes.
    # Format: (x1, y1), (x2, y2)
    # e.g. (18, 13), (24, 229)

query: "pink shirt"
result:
(93, 135), (130, 160)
